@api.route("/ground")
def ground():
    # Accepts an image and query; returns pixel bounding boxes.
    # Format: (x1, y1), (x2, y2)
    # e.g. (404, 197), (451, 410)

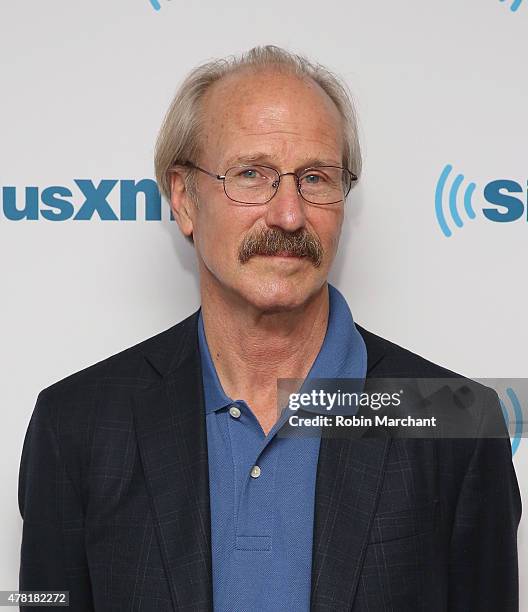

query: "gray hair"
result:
(154, 45), (362, 202)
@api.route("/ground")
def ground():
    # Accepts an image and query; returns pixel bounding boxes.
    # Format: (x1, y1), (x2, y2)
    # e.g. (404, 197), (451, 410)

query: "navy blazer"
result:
(18, 311), (521, 611)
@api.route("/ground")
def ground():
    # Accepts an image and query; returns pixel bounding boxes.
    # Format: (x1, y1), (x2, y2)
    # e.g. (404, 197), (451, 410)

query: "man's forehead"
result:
(207, 69), (339, 115)
(199, 68), (344, 162)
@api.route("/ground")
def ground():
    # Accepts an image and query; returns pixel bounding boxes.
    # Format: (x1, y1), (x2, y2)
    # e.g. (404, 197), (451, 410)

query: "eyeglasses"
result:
(179, 161), (358, 206)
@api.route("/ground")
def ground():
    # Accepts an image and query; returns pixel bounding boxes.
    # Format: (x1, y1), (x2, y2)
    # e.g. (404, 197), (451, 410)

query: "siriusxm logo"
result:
(435, 164), (527, 237)
(500, 388), (523, 456)
(499, 0), (523, 11)
(1, 179), (173, 221)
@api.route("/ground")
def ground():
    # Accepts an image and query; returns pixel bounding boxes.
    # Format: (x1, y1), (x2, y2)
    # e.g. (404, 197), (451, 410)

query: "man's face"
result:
(171, 68), (347, 312)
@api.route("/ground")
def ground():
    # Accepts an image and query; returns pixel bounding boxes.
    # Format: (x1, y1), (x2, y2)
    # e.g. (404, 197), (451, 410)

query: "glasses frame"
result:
(179, 161), (358, 206)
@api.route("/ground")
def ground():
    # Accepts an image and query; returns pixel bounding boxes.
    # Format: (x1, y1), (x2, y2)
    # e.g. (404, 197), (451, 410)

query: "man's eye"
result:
(240, 168), (260, 179)
(303, 174), (324, 184)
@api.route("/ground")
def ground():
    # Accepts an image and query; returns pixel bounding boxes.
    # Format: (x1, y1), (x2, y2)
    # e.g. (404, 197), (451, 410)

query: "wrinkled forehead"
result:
(197, 67), (345, 167)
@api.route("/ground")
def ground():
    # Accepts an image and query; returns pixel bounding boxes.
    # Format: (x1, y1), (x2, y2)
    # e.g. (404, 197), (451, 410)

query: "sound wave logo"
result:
(435, 164), (477, 237)
(500, 388), (523, 456)
(499, 0), (523, 12)
(149, 0), (172, 10)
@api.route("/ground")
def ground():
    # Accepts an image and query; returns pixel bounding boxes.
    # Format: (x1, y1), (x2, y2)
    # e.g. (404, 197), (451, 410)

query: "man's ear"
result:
(169, 169), (195, 238)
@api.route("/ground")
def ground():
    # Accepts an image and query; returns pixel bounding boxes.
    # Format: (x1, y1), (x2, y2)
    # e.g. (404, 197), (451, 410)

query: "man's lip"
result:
(261, 252), (305, 258)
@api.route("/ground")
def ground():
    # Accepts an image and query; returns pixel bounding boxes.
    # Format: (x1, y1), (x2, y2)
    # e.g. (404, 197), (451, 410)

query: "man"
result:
(19, 46), (521, 611)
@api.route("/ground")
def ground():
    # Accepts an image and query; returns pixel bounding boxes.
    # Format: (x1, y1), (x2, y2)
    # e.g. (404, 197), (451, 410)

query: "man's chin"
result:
(235, 276), (325, 314)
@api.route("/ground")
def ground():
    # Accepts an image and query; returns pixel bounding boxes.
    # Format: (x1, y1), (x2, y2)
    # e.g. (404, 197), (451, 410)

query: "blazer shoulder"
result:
(356, 324), (502, 431)
(357, 323), (502, 407)
(38, 310), (199, 405)
(357, 323), (469, 379)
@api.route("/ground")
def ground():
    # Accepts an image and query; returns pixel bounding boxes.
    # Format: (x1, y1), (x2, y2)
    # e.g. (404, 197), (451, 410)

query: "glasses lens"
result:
(298, 167), (350, 204)
(224, 165), (278, 204)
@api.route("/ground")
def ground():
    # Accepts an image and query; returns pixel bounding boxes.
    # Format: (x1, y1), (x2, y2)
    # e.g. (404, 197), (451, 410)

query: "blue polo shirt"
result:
(198, 284), (367, 611)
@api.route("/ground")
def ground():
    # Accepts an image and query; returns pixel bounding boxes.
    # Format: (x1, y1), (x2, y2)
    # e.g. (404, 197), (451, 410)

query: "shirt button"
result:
(250, 465), (261, 478)
(229, 405), (241, 418)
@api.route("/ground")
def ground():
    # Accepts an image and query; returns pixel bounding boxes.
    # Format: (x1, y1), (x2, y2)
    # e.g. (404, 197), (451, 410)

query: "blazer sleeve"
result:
(447, 389), (522, 611)
(18, 390), (95, 611)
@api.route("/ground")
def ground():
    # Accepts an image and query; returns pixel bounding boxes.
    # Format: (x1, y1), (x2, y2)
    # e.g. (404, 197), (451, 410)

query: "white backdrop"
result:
(2, 0), (527, 605)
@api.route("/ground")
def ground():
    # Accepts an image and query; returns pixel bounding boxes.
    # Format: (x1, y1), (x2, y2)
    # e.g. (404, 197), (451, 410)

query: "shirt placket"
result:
(226, 400), (280, 553)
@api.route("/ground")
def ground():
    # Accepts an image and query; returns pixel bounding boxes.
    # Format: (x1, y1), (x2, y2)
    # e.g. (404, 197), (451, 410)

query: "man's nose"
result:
(264, 174), (306, 232)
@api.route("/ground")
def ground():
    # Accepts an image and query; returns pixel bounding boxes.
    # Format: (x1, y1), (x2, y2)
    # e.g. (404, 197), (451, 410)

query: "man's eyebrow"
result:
(223, 154), (343, 169)
(297, 157), (343, 169)
(224, 153), (273, 167)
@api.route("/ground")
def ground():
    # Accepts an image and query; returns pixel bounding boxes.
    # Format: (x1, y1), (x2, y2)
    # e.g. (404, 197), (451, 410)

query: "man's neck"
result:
(200, 280), (329, 434)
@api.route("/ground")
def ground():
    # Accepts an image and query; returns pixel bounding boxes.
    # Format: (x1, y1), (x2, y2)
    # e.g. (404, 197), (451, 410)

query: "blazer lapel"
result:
(132, 312), (213, 611)
(311, 325), (392, 612)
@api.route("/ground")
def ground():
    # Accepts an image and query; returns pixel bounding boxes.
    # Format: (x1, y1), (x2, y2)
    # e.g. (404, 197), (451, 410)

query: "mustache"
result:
(238, 228), (324, 268)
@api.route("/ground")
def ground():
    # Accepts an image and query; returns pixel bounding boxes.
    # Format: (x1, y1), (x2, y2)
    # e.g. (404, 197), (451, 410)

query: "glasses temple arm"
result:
(183, 161), (225, 181)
